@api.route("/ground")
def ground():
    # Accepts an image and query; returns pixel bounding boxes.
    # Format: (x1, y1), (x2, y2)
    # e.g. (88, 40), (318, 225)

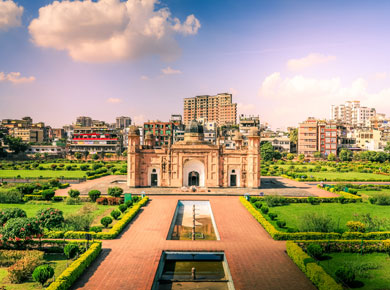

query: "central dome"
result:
(185, 120), (204, 134)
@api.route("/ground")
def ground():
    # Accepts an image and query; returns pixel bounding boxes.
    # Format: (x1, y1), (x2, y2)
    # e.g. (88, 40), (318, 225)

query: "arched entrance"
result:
(183, 159), (205, 187)
(228, 169), (240, 187)
(188, 171), (200, 186)
(148, 167), (160, 187)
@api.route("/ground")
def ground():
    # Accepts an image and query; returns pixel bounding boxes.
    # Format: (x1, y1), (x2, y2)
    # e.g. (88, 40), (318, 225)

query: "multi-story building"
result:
(116, 116), (131, 129)
(317, 121), (338, 156)
(298, 118), (319, 156)
(261, 137), (291, 152)
(183, 93), (237, 126)
(26, 145), (65, 157)
(76, 116), (92, 127)
(331, 101), (376, 126)
(68, 124), (122, 154)
(143, 121), (174, 147)
(170, 115), (185, 143)
(11, 128), (44, 143)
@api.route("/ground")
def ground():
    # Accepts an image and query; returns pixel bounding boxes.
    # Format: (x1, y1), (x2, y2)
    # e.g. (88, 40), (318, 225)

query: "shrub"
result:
(90, 226), (103, 233)
(41, 189), (55, 201)
(118, 204), (127, 213)
(368, 197), (377, 204)
(88, 190), (101, 202)
(101, 216), (113, 228)
(107, 187), (123, 197)
(264, 195), (289, 207)
(68, 189), (80, 198)
(307, 197), (320, 205)
(64, 243), (79, 259)
(261, 206), (269, 214)
(32, 264), (54, 286)
(338, 196), (347, 204)
(125, 200), (133, 208)
(96, 197), (121, 205)
(8, 251), (43, 283)
(276, 220), (286, 228)
(268, 212), (278, 220)
(80, 165), (90, 171)
(254, 201), (263, 209)
(65, 212), (94, 231)
(0, 208), (27, 226)
(0, 188), (23, 203)
(306, 243), (323, 259)
(375, 194), (390, 205)
(36, 208), (64, 230)
(300, 213), (334, 233)
(96, 197), (108, 205)
(66, 197), (82, 205)
(346, 221), (366, 233)
(110, 209), (121, 220)
(1, 217), (43, 244)
(335, 266), (355, 286)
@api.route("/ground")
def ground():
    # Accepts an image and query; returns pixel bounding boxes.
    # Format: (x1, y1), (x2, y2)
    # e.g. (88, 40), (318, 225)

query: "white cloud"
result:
(0, 72), (35, 84)
(373, 72), (387, 80)
(287, 53), (336, 71)
(237, 102), (255, 114)
(161, 66), (182, 75)
(0, 0), (23, 31)
(106, 97), (122, 103)
(28, 0), (200, 63)
(258, 72), (390, 128)
(140, 75), (149, 80)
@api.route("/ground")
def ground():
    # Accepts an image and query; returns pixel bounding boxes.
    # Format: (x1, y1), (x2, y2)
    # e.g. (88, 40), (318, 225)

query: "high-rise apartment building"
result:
(76, 116), (92, 127)
(183, 93), (237, 126)
(331, 101), (376, 126)
(116, 116), (131, 129)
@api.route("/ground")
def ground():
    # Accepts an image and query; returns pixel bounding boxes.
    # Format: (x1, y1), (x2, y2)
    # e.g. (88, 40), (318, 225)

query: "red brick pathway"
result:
(72, 196), (316, 290)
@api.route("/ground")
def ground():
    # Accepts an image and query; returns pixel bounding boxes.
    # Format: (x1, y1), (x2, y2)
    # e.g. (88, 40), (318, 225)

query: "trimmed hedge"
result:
(44, 196), (149, 240)
(86, 172), (110, 180)
(46, 242), (102, 290)
(286, 241), (342, 290)
(297, 239), (390, 253)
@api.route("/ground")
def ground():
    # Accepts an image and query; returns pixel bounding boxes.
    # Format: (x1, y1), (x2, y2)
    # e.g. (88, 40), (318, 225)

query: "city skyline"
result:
(1, 0), (390, 129)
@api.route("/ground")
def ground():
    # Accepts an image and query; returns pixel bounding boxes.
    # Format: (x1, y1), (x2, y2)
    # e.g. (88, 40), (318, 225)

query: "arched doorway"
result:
(148, 167), (160, 187)
(188, 171), (200, 186)
(183, 159), (205, 187)
(228, 169), (240, 187)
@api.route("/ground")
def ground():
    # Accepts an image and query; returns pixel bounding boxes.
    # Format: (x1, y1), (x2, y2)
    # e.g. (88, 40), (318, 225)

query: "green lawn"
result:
(0, 170), (86, 178)
(258, 202), (390, 232)
(358, 189), (390, 198)
(0, 201), (116, 221)
(319, 253), (390, 290)
(0, 253), (68, 289)
(303, 171), (390, 181)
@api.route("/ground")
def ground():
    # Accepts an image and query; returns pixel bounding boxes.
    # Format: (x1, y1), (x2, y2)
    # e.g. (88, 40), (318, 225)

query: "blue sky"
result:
(1, 0), (390, 128)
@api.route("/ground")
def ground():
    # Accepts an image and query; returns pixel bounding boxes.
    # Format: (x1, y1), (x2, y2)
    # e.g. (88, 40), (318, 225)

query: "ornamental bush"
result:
(110, 210), (121, 220)
(0, 208), (27, 226)
(68, 189), (80, 198)
(306, 243), (323, 259)
(261, 206), (269, 214)
(41, 189), (55, 201)
(101, 216), (113, 228)
(90, 226), (103, 233)
(118, 204), (127, 213)
(335, 266), (355, 286)
(299, 212), (334, 233)
(268, 212), (278, 220)
(1, 217), (42, 245)
(125, 200), (133, 208)
(8, 251), (43, 283)
(0, 188), (23, 203)
(254, 201), (263, 209)
(307, 197), (320, 205)
(36, 208), (64, 230)
(64, 243), (79, 259)
(346, 221), (366, 233)
(32, 264), (54, 286)
(88, 190), (101, 202)
(276, 220), (286, 228)
(107, 187), (123, 197)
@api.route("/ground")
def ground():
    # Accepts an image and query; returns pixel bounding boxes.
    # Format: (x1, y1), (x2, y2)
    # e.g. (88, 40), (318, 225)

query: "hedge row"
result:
(45, 196), (149, 240)
(86, 172), (110, 180)
(241, 197), (390, 240)
(297, 239), (390, 253)
(281, 174), (390, 182)
(249, 194), (361, 204)
(286, 242), (342, 290)
(47, 241), (102, 290)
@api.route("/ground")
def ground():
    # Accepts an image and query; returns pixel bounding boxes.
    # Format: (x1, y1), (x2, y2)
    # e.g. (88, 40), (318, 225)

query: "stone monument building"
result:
(127, 120), (261, 188)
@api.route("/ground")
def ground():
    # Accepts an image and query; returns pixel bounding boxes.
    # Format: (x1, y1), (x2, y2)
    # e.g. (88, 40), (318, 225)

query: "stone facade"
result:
(127, 121), (261, 188)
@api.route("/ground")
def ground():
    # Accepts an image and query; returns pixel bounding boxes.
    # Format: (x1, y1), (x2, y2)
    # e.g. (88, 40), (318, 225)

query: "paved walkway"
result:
(72, 196), (316, 290)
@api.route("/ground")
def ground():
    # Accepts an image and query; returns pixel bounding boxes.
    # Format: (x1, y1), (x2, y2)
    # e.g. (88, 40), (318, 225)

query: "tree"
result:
(0, 208), (27, 226)
(384, 142), (390, 153)
(68, 189), (80, 198)
(313, 151), (321, 159)
(339, 149), (352, 161)
(122, 150), (127, 157)
(108, 187), (123, 197)
(298, 154), (305, 161)
(286, 153), (295, 160)
(88, 190), (101, 202)
(32, 265), (54, 286)
(273, 150), (282, 160)
(101, 216), (113, 228)
(260, 142), (274, 161)
(110, 209), (121, 220)
(289, 128), (298, 145)
(0, 217), (43, 244)
(327, 153), (336, 161)
(74, 152), (82, 160)
(4, 135), (29, 154)
(91, 153), (99, 160)
(36, 208), (64, 230)
(83, 150), (89, 160)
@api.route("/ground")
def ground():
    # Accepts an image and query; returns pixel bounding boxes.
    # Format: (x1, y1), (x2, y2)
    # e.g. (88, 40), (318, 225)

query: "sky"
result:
(1, 0), (390, 129)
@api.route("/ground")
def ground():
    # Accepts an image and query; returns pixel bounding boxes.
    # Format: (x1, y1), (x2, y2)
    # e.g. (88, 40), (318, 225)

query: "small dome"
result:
(129, 125), (140, 135)
(249, 127), (259, 136)
(233, 131), (243, 140)
(185, 120), (204, 134)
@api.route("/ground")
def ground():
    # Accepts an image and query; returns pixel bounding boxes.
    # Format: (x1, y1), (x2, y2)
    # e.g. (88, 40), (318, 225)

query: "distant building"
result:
(116, 116), (131, 129)
(183, 93), (237, 126)
(26, 145), (65, 157)
(143, 120), (174, 147)
(76, 116), (92, 127)
(317, 121), (338, 156)
(11, 128), (44, 143)
(262, 137), (291, 152)
(331, 101), (376, 126)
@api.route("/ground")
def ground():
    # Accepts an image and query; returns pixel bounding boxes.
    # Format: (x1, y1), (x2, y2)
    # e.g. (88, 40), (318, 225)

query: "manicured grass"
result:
(0, 201), (116, 220)
(260, 202), (390, 232)
(358, 189), (390, 198)
(0, 253), (68, 289)
(0, 169), (87, 178)
(319, 253), (390, 290)
(303, 171), (390, 181)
